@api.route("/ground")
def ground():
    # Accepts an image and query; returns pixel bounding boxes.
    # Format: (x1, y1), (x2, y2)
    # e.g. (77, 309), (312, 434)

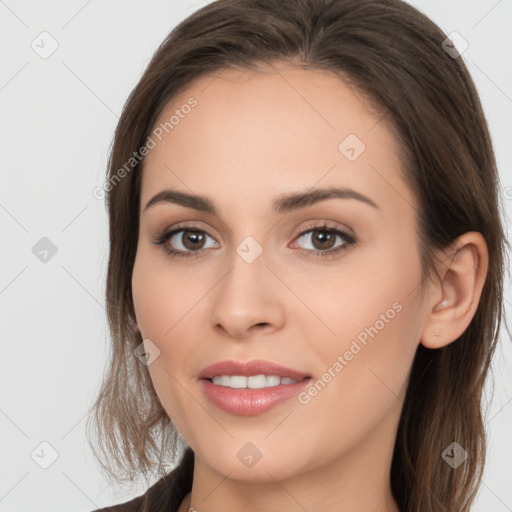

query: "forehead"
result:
(140, 64), (414, 220)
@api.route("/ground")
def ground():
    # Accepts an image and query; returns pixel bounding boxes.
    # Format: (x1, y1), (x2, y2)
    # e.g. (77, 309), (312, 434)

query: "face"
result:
(132, 64), (428, 483)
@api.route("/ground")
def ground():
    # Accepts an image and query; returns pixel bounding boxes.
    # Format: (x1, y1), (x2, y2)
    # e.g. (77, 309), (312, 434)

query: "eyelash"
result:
(152, 222), (356, 259)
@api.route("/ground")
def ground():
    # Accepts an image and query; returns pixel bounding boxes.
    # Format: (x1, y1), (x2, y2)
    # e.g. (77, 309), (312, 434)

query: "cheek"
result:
(132, 251), (195, 431)
(131, 248), (209, 407)
(131, 247), (204, 339)
(301, 238), (423, 402)
(303, 241), (421, 351)
(289, 273), (423, 464)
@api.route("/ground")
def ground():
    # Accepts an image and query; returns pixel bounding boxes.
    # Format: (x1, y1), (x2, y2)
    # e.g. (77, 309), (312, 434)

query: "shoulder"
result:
(89, 448), (194, 512)
(89, 472), (171, 512)
(90, 448), (194, 512)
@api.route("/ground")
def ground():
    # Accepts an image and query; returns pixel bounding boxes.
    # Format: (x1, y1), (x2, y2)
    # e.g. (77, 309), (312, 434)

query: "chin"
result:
(195, 440), (314, 482)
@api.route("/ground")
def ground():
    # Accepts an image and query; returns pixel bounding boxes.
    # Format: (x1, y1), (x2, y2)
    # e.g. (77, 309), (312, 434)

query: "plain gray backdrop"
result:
(1, 0), (511, 511)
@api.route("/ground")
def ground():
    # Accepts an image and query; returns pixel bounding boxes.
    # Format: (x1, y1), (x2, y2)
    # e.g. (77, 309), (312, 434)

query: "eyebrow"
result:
(143, 186), (379, 215)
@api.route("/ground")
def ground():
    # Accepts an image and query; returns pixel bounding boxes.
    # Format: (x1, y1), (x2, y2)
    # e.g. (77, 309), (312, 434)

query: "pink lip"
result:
(198, 359), (312, 416)
(199, 379), (312, 416)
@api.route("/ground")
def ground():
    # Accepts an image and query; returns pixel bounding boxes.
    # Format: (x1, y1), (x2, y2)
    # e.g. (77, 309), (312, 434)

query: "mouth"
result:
(197, 359), (313, 416)
(204, 374), (310, 389)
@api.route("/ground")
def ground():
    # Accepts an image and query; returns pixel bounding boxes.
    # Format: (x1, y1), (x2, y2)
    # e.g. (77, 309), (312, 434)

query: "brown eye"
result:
(310, 231), (336, 251)
(294, 226), (354, 255)
(153, 226), (219, 258)
(180, 230), (207, 250)
(168, 229), (218, 253)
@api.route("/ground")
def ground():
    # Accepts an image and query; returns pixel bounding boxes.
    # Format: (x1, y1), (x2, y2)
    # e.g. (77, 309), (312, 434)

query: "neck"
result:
(181, 417), (401, 512)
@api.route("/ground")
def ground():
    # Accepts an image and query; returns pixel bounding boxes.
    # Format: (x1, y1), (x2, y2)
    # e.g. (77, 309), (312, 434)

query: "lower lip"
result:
(199, 378), (312, 416)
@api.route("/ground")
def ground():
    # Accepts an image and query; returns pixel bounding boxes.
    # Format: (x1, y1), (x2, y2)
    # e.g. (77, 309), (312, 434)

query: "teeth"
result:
(211, 374), (300, 389)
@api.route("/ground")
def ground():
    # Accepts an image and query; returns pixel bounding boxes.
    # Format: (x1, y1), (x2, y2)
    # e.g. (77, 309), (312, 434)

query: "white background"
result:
(0, 1), (511, 511)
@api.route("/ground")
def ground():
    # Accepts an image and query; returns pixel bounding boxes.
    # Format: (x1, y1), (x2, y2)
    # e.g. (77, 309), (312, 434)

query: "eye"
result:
(152, 226), (219, 258)
(291, 222), (356, 257)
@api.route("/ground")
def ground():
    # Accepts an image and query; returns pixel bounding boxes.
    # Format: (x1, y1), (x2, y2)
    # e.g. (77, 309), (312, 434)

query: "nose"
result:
(210, 244), (286, 340)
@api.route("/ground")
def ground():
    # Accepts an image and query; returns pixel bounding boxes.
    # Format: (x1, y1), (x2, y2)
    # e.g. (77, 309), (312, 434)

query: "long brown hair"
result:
(87, 1), (509, 510)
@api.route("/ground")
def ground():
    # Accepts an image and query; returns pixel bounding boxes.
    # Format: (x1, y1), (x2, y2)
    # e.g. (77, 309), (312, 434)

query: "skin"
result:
(131, 63), (488, 512)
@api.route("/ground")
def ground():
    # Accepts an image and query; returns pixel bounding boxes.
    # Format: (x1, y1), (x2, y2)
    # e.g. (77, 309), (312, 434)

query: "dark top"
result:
(91, 447), (194, 512)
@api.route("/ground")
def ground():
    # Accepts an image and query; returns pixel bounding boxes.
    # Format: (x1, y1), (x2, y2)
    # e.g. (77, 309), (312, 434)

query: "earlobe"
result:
(420, 232), (489, 349)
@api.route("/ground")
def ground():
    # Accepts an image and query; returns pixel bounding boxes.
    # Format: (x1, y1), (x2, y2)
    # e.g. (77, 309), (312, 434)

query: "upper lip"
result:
(198, 359), (311, 380)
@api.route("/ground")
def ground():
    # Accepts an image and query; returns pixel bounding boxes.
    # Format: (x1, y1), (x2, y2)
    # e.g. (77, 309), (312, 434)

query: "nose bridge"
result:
(217, 236), (269, 311)
(210, 235), (284, 338)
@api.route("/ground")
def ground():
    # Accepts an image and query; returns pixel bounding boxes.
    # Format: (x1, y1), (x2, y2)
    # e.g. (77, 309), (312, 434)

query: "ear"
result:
(420, 232), (489, 349)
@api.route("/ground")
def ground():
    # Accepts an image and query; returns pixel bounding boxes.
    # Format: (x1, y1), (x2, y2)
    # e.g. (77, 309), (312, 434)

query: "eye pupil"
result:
(183, 230), (205, 250)
(313, 231), (335, 250)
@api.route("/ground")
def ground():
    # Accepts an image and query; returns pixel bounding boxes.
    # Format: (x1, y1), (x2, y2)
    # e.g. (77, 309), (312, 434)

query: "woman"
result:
(88, 0), (508, 511)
